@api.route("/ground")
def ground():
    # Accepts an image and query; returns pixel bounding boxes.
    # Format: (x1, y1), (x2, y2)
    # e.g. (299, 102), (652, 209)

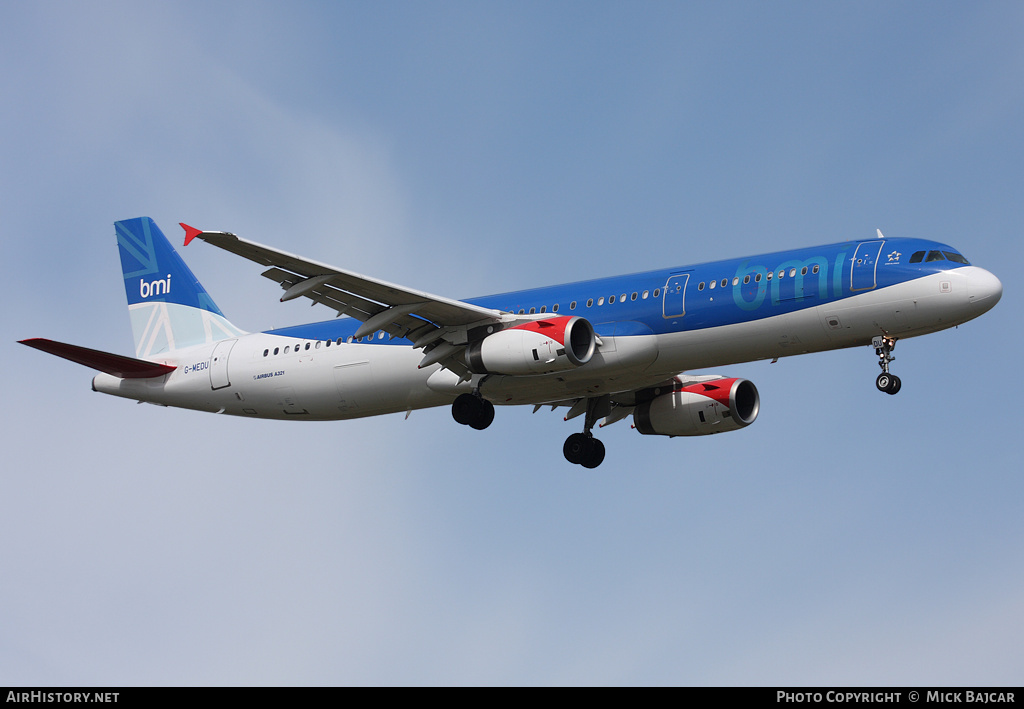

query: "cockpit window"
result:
(943, 251), (970, 265)
(909, 251), (926, 263)
(926, 251), (946, 262)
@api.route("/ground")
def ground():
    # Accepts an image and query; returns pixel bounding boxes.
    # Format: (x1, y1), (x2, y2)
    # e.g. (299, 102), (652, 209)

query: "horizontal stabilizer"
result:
(19, 338), (176, 379)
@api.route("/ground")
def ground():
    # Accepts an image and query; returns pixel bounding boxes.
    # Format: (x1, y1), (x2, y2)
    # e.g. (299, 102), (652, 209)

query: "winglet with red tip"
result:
(180, 223), (203, 246)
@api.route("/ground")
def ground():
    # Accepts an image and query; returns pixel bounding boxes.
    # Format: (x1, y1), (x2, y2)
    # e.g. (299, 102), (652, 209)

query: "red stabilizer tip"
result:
(180, 223), (203, 246)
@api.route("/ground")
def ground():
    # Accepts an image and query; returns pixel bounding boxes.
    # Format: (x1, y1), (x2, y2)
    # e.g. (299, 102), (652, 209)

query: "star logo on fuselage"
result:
(887, 250), (902, 263)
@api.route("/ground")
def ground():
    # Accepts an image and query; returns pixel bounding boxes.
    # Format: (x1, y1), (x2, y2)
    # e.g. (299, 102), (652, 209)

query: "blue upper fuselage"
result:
(266, 238), (973, 343)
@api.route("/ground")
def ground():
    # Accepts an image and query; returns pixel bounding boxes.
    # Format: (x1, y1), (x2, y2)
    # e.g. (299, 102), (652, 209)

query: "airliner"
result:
(20, 217), (1002, 468)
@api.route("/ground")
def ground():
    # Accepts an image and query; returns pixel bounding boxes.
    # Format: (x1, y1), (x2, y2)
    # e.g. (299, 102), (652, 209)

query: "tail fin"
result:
(116, 217), (245, 358)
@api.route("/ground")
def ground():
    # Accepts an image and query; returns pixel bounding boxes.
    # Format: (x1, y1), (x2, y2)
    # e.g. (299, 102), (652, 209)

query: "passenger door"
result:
(662, 273), (690, 318)
(850, 241), (884, 292)
(209, 339), (236, 390)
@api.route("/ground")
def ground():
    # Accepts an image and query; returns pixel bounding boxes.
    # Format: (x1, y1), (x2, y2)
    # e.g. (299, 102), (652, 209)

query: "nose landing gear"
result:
(873, 335), (901, 395)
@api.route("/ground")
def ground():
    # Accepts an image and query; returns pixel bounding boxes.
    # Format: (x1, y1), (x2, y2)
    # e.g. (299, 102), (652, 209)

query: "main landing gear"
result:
(873, 335), (901, 395)
(563, 433), (605, 469)
(563, 396), (609, 469)
(453, 388), (608, 468)
(452, 392), (495, 430)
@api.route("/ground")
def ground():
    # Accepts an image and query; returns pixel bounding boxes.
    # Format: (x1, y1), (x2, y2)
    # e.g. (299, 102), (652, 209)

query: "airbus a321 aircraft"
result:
(21, 217), (1002, 468)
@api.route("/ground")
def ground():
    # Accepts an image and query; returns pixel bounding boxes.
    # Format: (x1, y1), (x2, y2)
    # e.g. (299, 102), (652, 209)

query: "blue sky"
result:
(2, 1), (1022, 685)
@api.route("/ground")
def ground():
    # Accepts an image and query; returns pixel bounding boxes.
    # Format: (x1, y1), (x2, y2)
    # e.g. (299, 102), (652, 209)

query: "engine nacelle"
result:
(633, 377), (759, 437)
(466, 316), (596, 375)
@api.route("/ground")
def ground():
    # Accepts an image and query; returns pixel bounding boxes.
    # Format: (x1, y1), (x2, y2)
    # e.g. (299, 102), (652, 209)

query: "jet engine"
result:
(633, 377), (759, 436)
(466, 316), (597, 375)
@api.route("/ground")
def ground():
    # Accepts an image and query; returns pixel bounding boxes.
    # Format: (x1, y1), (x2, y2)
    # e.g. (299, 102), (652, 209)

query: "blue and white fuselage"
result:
(25, 218), (1001, 468)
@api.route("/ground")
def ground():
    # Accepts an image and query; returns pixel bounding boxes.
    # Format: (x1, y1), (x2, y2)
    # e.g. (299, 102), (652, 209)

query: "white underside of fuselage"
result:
(92, 268), (991, 420)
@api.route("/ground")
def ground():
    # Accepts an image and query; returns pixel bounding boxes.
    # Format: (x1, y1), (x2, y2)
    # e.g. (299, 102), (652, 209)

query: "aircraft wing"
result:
(181, 224), (506, 377)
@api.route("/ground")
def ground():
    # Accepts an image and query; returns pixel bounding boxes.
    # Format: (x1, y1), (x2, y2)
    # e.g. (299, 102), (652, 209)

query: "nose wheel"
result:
(876, 372), (902, 395)
(873, 335), (901, 395)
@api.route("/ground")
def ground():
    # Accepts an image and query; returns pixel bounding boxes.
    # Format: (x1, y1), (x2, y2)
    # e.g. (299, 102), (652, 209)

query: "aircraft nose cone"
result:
(967, 267), (1002, 311)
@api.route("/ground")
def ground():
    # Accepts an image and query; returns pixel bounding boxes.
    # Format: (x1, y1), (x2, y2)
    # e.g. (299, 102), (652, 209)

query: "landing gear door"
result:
(209, 339), (236, 390)
(850, 241), (884, 292)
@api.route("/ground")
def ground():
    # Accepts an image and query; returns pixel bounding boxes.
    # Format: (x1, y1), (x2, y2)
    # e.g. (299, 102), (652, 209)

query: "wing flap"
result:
(19, 338), (176, 379)
(261, 266), (442, 342)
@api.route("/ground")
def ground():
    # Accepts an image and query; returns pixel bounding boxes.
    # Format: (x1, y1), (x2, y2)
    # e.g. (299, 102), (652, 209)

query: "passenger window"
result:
(710, 280), (716, 289)
(620, 293), (627, 303)
(812, 265), (819, 274)
(943, 251), (970, 264)
(540, 306), (546, 313)
(766, 271), (772, 280)
(909, 251), (926, 263)
(273, 347), (279, 355)
(720, 279), (728, 288)
(732, 277), (739, 286)
(608, 295), (616, 304)
(529, 307), (536, 314)
(653, 289), (661, 297)
(698, 282), (705, 291)
(305, 342), (311, 350)
(325, 340), (330, 347)
(284, 346), (290, 354)
(743, 275), (750, 284)
(926, 251), (945, 262)
(263, 349), (269, 357)
(552, 304), (559, 312)
(570, 301), (577, 310)
(631, 292), (637, 301)
(801, 267), (807, 276)
(518, 309), (525, 315)
(378, 332), (385, 340)
(587, 298), (593, 307)
(315, 341), (321, 349)
(337, 338), (343, 345)
(598, 297), (605, 306)
(642, 290), (649, 299)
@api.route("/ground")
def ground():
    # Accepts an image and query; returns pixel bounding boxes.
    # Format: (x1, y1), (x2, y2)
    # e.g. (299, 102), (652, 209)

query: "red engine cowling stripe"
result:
(679, 378), (738, 409)
(508, 316), (574, 345)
